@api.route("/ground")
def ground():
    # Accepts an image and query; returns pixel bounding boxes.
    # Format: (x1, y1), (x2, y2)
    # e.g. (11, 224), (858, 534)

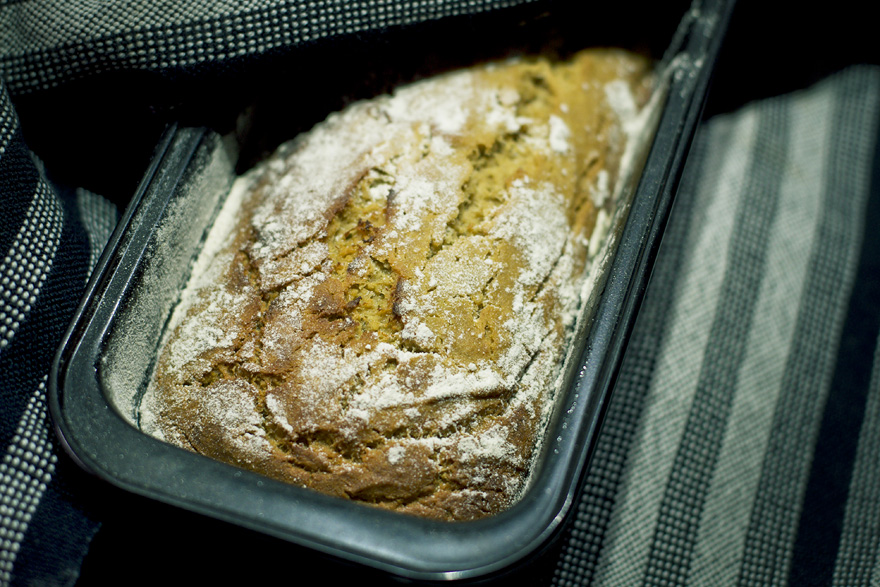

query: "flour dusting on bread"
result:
(143, 49), (654, 521)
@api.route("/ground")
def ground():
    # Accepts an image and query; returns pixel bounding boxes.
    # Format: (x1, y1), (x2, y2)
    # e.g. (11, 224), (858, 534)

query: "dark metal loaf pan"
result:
(49, 0), (733, 580)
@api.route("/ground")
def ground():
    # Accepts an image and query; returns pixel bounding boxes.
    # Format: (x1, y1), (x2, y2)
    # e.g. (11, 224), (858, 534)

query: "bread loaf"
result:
(145, 49), (654, 521)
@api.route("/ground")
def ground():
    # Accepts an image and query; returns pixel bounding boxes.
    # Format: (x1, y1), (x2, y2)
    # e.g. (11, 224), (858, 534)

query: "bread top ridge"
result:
(146, 48), (653, 521)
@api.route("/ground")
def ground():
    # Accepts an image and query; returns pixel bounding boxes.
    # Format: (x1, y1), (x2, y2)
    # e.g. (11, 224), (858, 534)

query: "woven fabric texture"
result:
(552, 66), (880, 587)
(0, 84), (111, 585)
(0, 0), (533, 94)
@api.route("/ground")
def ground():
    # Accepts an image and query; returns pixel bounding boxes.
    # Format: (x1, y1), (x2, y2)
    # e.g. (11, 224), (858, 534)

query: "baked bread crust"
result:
(147, 49), (653, 521)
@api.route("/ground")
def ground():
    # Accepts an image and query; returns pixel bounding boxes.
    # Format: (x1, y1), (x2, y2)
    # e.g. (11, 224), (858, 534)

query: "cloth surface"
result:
(551, 66), (880, 587)
(0, 86), (115, 585)
(1, 1), (879, 586)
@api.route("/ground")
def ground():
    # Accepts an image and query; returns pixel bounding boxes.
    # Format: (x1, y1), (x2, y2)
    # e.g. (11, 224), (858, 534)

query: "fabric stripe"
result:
(0, 96), (39, 253)
(0, 189), (93, 586)
(790, 77), (880, 583)
(550, 103), (719, 587)
(640, 98), (788, 586)
(738, 67), (880, 587)
(0, 182), (63, 354)
(831, 333), (880, 586)
(9, 473), (100, 587)
(0, 379), (57, 586)
(822, 71), (880, 587)
(0, 0), (534, 93)
(830, 101), (880, 586)
(592, 107), (760, 586)
(0, 89), (15, 157)
(0, 191), (88, 442)
(688, 78), (833, 586)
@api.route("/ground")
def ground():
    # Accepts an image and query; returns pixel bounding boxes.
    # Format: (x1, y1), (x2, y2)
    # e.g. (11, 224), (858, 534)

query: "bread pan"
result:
(49, 0), (733, 580)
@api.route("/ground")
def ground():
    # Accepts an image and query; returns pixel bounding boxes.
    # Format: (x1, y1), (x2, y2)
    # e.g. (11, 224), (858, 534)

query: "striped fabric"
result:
(833, 341), (880, 586)
(0, 84), (115, 586)
(552, 66), (880, 587)
(1, 2), (879, 586)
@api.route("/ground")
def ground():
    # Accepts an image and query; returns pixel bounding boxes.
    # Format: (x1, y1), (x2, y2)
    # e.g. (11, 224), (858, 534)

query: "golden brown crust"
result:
(147, 49), (653, 521)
